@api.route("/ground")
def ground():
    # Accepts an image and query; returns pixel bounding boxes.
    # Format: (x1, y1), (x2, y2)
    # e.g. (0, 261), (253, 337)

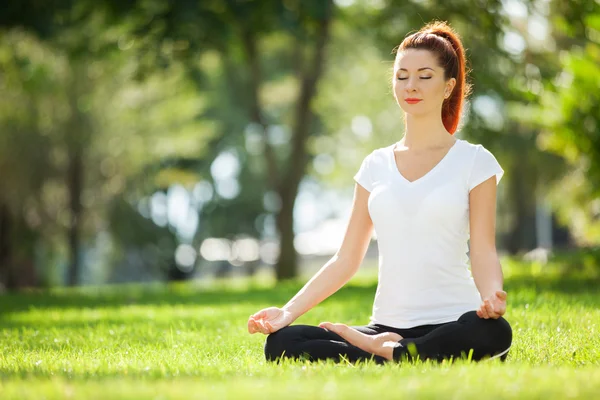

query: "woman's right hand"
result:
(247, 307), (295, 335)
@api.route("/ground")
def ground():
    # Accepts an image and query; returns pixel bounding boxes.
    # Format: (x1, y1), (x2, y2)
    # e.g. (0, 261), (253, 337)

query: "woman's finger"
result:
(254, 319), (265, 334)
(265, 321), (274, 332)
(479, 304), (487, 318)
(249, 319), (259, 334)
(485, 300), (496, 317)
(496, 291), (507, 301)
(251, 310), (266, 320)
(259, 320), (270, 334)
(485, 300), (492, 312)
(486, 301), (500, 319)
(480, 303), (490, 319)
(476, 307), (484, 318)
(495, 305), (505, 317)
(487, 300), (496, 316)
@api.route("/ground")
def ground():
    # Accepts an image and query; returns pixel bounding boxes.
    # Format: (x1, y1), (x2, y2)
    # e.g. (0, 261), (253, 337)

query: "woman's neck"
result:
(400, 113), (453, 149)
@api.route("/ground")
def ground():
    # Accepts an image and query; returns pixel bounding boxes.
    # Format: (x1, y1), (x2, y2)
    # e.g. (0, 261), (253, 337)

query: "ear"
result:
(446, 77), (457, 96)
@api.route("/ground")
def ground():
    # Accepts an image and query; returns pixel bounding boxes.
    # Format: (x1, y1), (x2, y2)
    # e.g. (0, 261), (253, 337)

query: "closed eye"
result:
(397, 77), (432, 80)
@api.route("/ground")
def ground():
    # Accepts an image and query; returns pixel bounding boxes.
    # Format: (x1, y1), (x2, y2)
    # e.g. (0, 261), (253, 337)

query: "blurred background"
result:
(0, 0), (598, 290)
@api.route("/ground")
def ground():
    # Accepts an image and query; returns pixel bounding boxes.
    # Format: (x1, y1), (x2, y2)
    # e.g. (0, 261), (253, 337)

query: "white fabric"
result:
(353, 139), (503, 328)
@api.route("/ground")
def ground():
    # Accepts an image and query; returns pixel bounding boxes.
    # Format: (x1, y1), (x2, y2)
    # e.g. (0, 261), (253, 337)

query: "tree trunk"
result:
(275, 0), (333, 280)
(239, 31), (279, 191)
(506, 160), (537, 253)
(0, 204), (38, 290)
(275, 187), (300, 280)
(234, 1), (334, 280)
(0, 203), (12, 289)
(67, 146), (83, 286)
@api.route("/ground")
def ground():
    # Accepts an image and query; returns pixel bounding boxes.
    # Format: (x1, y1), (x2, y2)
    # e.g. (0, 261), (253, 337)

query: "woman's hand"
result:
(318, 322), (402, 361)
(477, 290), (507, 319)
(247, 307), (295, 335)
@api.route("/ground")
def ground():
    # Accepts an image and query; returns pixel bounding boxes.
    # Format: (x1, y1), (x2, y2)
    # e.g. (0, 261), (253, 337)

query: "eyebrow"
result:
(398, 67), (435, 72)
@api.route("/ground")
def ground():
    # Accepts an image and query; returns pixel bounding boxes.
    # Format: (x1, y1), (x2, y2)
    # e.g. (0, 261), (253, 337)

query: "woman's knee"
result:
(477, 313), (512, 349)
(264, 325), (300, 362)
(458, 311), (513, 356)
(492, 316), (513, 350)
(483, 317), (512, 360)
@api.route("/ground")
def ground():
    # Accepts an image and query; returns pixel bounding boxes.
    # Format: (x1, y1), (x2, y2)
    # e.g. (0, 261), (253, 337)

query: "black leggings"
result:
(264, 311), (512, 364)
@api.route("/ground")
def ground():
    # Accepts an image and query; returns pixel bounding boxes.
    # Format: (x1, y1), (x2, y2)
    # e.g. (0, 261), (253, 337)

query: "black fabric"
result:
(263, 311), (512, 364)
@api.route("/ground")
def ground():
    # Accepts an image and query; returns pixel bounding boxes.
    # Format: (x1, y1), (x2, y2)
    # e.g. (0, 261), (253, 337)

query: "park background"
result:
(1, 0), (600, 399)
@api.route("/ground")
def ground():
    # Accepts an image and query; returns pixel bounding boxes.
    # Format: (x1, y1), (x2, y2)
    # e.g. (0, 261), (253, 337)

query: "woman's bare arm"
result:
(248, 183), (374, 335)
(282, 183), (374, 320)
(469, 176), (506, 319)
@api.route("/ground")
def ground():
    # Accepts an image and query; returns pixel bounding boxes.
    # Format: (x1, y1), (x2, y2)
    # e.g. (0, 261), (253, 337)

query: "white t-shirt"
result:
(354, 138), (503, 328)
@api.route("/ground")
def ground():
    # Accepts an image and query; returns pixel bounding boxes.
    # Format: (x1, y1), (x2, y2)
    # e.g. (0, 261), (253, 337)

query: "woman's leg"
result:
(264, 324), (387, 364)
(392, 311), (512, 362)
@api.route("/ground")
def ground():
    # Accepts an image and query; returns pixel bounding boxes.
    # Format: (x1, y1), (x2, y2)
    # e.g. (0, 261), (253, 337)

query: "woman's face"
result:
(393, 49), (456, 118)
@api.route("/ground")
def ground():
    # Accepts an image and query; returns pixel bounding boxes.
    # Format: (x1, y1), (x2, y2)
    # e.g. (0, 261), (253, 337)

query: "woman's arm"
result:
(249, 183), (374, 334)
(282, 183), (374, 320)
(469, 176), (506, 319)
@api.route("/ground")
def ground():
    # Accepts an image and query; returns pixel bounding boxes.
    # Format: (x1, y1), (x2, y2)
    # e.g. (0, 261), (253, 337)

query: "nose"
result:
(404, 76), (418, 92)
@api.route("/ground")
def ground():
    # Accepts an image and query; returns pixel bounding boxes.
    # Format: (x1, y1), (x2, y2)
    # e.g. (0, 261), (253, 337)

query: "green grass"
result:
(1, 258), (599, 399)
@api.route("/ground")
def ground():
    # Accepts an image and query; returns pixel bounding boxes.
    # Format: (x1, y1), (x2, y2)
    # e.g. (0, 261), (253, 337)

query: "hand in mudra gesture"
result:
(247, 307), (295, 335)
(477, 290), (507, 319)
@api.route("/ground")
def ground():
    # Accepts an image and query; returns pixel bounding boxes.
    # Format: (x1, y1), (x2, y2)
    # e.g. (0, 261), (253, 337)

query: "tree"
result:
(533, 2), (600, 244)
(0, 1), (219, 287)
(118, 0), (336, 280)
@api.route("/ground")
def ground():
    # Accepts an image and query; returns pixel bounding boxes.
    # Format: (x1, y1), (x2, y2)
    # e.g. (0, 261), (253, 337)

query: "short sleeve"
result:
(468, 145), (504, 192)
(353, 153), (373, 192)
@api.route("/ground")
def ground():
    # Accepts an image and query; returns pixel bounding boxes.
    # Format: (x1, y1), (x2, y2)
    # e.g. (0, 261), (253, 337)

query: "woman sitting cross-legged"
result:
(247, 20), (512, 365)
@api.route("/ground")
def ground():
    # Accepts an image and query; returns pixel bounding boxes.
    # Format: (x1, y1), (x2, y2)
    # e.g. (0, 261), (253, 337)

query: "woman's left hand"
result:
(318, 322), (402, 360)
(477, 290), (507, 319)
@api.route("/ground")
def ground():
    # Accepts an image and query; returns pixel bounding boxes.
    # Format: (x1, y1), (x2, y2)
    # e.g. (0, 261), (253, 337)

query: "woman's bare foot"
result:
(319, 322), (403, 361)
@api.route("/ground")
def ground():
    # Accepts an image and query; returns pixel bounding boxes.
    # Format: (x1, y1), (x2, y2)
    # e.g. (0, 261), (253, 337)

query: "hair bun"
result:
(426, 26), (458, 53)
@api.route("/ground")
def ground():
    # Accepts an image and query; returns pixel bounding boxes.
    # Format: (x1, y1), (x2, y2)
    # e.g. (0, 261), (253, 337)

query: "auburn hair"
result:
(395, 21), (471, 134)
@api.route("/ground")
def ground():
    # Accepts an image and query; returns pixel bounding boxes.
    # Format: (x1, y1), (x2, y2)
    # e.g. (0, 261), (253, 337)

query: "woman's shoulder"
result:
(456, 138), (496, 157)
(457, 138), (482, 150)
(360, 143), (394, 164)
(456, 138), (503, 176)
(458, 139), (500, 157)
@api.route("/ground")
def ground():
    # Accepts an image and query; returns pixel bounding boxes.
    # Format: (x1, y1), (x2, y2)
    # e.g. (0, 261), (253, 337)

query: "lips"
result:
(405, 98), (422, 104)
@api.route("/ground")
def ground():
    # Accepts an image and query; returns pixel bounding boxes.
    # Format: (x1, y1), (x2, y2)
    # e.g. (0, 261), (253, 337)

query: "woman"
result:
(247, 20), (512, 364)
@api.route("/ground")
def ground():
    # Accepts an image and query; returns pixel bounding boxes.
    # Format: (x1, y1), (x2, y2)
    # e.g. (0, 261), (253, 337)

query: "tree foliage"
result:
(1, 0), (599, 289)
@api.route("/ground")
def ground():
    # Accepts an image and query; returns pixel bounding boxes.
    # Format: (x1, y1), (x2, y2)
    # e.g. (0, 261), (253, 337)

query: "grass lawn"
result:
(0, 258), (599, 399)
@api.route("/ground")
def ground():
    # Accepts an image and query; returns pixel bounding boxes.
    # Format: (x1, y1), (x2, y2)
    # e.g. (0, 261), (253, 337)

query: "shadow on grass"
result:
(1, 273), (598, 319)
(0, 281), (378, 316)
(504, 274), (600, 296)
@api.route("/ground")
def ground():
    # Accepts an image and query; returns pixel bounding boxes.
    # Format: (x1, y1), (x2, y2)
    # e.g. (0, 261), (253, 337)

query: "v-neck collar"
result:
(389, 139), (462, 186)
